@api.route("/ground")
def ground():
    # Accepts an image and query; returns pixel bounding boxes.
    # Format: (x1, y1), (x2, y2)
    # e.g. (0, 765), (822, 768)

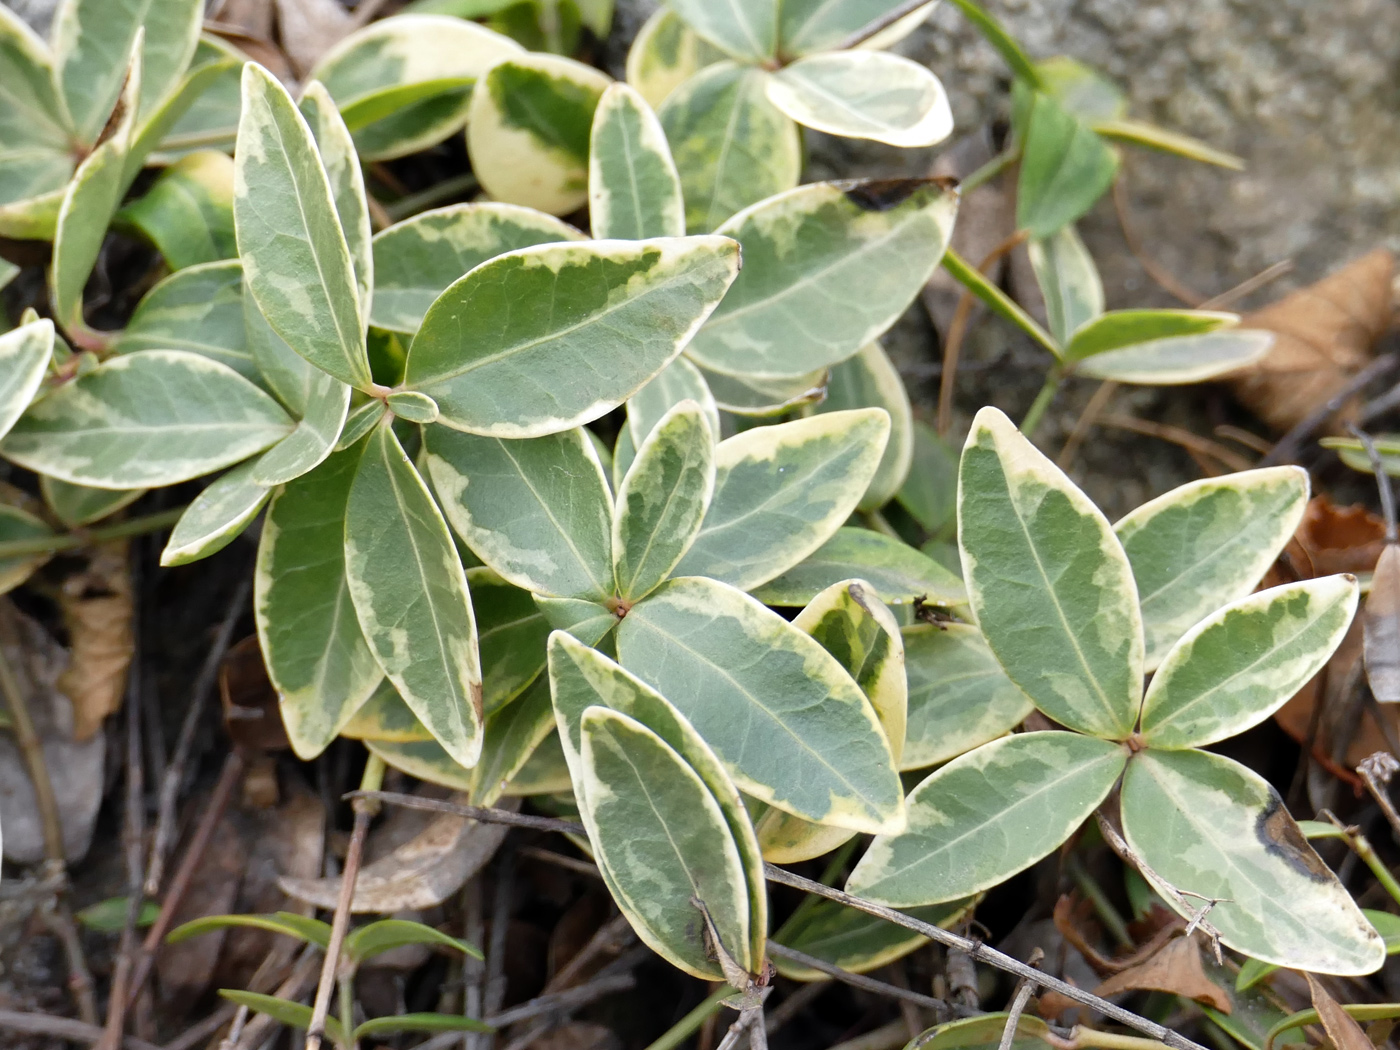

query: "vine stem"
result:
(0, 506), (186, 560)
(1020, 369), (1062, 440)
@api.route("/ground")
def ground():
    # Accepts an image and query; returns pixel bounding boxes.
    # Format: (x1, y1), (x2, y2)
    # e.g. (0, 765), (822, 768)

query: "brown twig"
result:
(347, 791), (586, 834)
(229, 945), (323, 1050)
(0, 1010), (161, 1050)
(480, 844), (518, 1048)
(766, 944), (953, 1019)
(543, 913), (634, 993)
(40, 901), (100, 1025)
(1097, 414), (1253, 473)
(997, 949), (1043, 1050)
(1057, 380), (1120, 468)
(1112, 174), (1202, 306)
(1198, 260), (1294, 311)
(1259, 350), (1400, 466)
(1212, 425), (1273, 456)
(158, 1002), (236, 1050)
(463, 876), (486, 1050)
(518, 845), (604, 880)
(1358, 753), (1400, 843)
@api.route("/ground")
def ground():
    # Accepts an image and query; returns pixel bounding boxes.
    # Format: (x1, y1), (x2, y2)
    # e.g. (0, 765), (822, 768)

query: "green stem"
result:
(384, 173), (479, 222)
(1341, 826), (1400, 910)
(642, 987), (733, 1050)
(941, 247), (1060, 356)
(1020, 370), (1062, 439)
(0, 506), (187, 560)
(339, 973), (356, 1050)
(944, 0), (1043, 88)
(961, 148), (1020, 194)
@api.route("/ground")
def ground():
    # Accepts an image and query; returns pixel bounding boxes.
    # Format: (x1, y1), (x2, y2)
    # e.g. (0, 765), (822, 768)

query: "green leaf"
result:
(778, 0), (934, 57)
(336, 399), (386, 451)
(160, 458), (270, 566)
(244, 284), (326, 417)
(767, 51), (952, 147)
(1092, 118), (1244, 171)
(906, 1013), (1052, 1050)
(772, 896), (976, 981)
(701, 366), (828, 417)
(674, 411), (890, 592)
(468, 567), (552, 714)
(665, 0), (776, 61)
(467, 53), (611, 215)
(116, 260), (254, 382)
(234, 63), (370, 390)
(1120, 748), (1383, 975)
(51, 41), (141, 336)
(897, 421), (958, 535)
(345, 918), (481, 965)
(299, 81), (373, 319)
(425, 426), (614, 600)
(901, 622), (1034, 771)
(1138, 576), (1358, 750)
(589, 82), (684, 240)
(1063, 309), (1237, 363)
(958, 406), (1143, 740)
(1032, 55), (1126, 122)
(41, 476), (145, 528)
(217, 991), (345, 1045)
(0, 504), (54, 595)
(468, 676), (557, 804)
(405, 236), (738, 437)
(627, 356), (719, 449)
(355, 1015), (492, 1040)
(624, 7), (726, 109)
(848, 732), (1127, 905)
(342, 679), (432, 742)
(1, 350), (292, 488)
(1322, 435), (1400, 477)
(617, 575), (904, 833)
(504, 728), (572, 796)
(153, 37), (242, 158)
(687, 179), (958, 378)
(613, 401), (715, 602)
(659, 62), (801, 234)
(1016, 92), (1119, 238)
(814, 341), (913, 511)
(751, 527), (966, 608)
(0, 189), (64, 241)
(547, 631), (767, 970)
(118, 149), (235, 270)
(940, 246), (1060, 357)
(346, 423), (483, 766)
(580, 706), (754, 979)
(535, 595), (617, 646)
(0, 319), (54, 443)
(0, 6), (72, 208)
(1071, 329), (1274, 384)
(1114, 466), (1310, 670)
(250, 372), (350, 487)
(257, 443), (384, 760)
(370, 203), (583, 336)
(1027, 225), (1102, 347)
(309, 14), (521, 161)
(76, 897), (160, 933)
(169, 911), (331, 948)
(51, 0), (202, 145)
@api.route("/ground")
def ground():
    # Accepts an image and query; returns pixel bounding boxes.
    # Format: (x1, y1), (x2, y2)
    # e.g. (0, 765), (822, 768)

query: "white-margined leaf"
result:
(299, 81), (373, 319)
(0, 5), (72, 207)
(589, 83), (684, 241)
(342, 679), (432, 743)
(346, 423), (483, 767)
(1, 350), (292, 488)
(503, 729), (572, 797)
(535, 595), (618, 647)
(674, 410), (889, 591)
(1063, 309), (1238, 364)
(160, 458), (270, 566)
(627, 356), (719, 450)
(0, 187), (64, 241)
(958, 406), (1142, 740)
(777, 0), (934, 57)
(234, 63), (370, 390)
(467, 567), (552, 715)
(370, 204), (583, 336)
(466, 53), (611, 215)
(1120, 748), (1382, 975)
(624, 7), (725, 109)
(116, 260), (255, 382)
(814, 341), (913, 511)
(847, 732), (1127, 906)
(1138, 576), (1358, 750)
(613, 401), (715, 602)
(548, 632), (766, 971)
(41, 476), (145, 528)
(467, 677), (557, 806)
(309, 14), (521, 161)
(1114, 466), (1309, 670)
(581, 707), (754, 980)
(751, 526), (965, 608)
(1016, 91), (1118, 239)
(117, 149), (235, 270)
(901, 623), (1033, 771)
(686, 179), (957, 378)
(1072, 329), (1274, 384)
(665, 0), (776, 62)
(755, 579), (906, 862)
(1028, 226), (1102, 347)
(772, 896), (975, 982)
(424, 426), (614, 601)
(404, 236), (739, 437)
(0, 319), (53, 443)
(127, 41), (240, 173)
(256, 442), (383, 759)
(659, 62), (800, 234)
(250, 370), (349, 486)
(0, 502), (53, 594)
(767, 51), (952, 147)
(617, 575), (905, 833)
(702, 365), (829, 417)
(244, 282), (326, 417)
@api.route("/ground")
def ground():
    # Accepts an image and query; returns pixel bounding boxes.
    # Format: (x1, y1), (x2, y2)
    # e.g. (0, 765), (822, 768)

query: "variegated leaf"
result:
(118, 149), (236, 270)
(468, 567), (551, 715)
(250, 370), (349, 487)
(627, 356), (719, 450)
(958, 406), (1142, 740)
(624, 7), (725, 109)
(778, 0), (935, 56)
(0, 504), (54, 595)
(814, 341), (913, 511)
(160, 458), (270, 566)
(1017, 91), (1118, 239)
(1027, 225), (1102, 347)
(751, 526), (965, 608)
(41, 477), (145, 528)
(1113, 466), (1309, 669)
(847, 732), (1127, 906)
(1063, 309), (1238, 363)
(767, 51), (952, 147)
(589, 83), (684, 241)
(0, 5), (72, 208)
(702, 365), (828, 417)
(535, 595), (617, 647)
(299, 81), (373, 319)
(342, 680), (432, 743)
(665, 0), (777, 62)
(116, 260), (255, 382)
(1073, 330), (1274, 384)
(0, 319), (54, 443)
(772, 896), (976, 982)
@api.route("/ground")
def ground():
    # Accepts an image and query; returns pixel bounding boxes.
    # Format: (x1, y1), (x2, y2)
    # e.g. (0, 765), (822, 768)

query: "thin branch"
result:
(1057, 381), (1119, 469)
(834, 0), (929, 49)
(1358, 754), (1400, 843)
(1260, 349), (1400, 466)
(767, 943), (953, 1019)
(1112, 175), (1202, 307)
(1097, 414), (1253, 473)
(349, 791), (586, 834)
(997, 949), (1043, 1050)
(158, 1003), (237, 1050)
(0, 507), (187, 560)
(1345, 426), (1398, 542)
(1198, 260), (1294, 311)
(0, 1011), (161, 1050)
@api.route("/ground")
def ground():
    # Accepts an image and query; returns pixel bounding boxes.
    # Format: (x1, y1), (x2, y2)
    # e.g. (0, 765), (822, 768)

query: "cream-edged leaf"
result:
(118, 149), (235, 270)
(625, 7), (726, 109)
(1027, 225), (1103, 347)
(299, 81), (373, 320)
(0, 319), (54, 443)
(814, 341), (913, 511)
(1073, 329), (1274, 384)
(751, 526), (965, 608)
(116, 261), (254, 382)
(589, 83), (684, 241)
(0, 503), (54, 595)
(767, 51), (952, 147)
(664, 0), (777, 62)
(160, 458), (270, 566)
(702, 366), (829, 417)
(0, 5), (72, 207)
(777, 0), (935, 57)
(250, 371), (349, 487)
(626, 356), (719, 449)
(41, 476), (146, 528)
(468, 567), (552, 715)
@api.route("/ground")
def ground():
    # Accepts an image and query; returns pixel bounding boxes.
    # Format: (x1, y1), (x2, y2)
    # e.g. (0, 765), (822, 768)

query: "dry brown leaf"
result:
(1094, 936), (1231, 1013)
(1306, 974), (1373, 1050)
(210, 0), (275, 37)
(220, 634), (289, 756)
(529, 1023), (620, 1050)
(275, 0), (353, 76)
(278, 794), (517, 912)
(1364, 544), (1400, 703)
(57, 540), (133, 741)
(155, 809), (245, 1009)
(1229, 249), (1394, 433)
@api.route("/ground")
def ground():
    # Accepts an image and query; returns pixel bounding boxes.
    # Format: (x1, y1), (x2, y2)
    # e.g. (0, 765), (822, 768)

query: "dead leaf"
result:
(0, 600), (104, 864)
(1229, 249), (1394, 433)
(220, 635), (289, 756)
(210, 0), (275, 37)
(155, 809), (245, 1009)
(58, 540), (133, 741)
(529, 1023), (620, 1050)
(1365, 544), (1400, 703)
(278, 794), (517, 912)
(1306, 973), (1372, 1050)
(1094, 936), (1231, 1013)
(275, 0), (353, 76)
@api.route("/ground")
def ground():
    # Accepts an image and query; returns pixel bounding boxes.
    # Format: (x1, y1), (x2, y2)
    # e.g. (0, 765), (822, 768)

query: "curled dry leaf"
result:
(1228, 249), (1394, 433)
(278, 795), (518, 912)
(1364, 545), (1400, 703)
(1306, 973), (1374, 1050)
(1094, 936), (1231, 1013)
(57, 541), (133, 742)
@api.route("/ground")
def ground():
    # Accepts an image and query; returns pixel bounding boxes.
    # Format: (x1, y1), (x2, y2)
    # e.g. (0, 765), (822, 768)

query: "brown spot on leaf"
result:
(841, 177), (953, 212)
(1256, 795), (1332, 882)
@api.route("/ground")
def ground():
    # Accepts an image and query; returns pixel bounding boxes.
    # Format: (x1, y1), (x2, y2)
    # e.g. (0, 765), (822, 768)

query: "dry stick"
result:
(158, 1003), (236, 1050)
(481, 845), (519, 1049)
(997, 949), (1044, 1050)
(1358, 754), (1400, 843)
(1111, 175), (1203, 307)
(1259, 350), (1400, 467)
(766, 944), (953, 1018)
(231, 945), (323, 1050)
(936, 231), (1029, 438)
(0, 645), (98, 1023)
(1213, 425), (1273, 456)
(543, 913), (634, 993)
(1057, 380), (1120, 468)
(463, 877), (486, 1050)
(1096, 414), (1253, 473)
(306, 754), (386, 1050)
(147, 575), (251, 896)
(1197, 259), (1294, 311)
(0, 1010), (162, 1050)
(519, 845), (604, 879)
(1348, 425), (1399, 541)
(358, 792), (1209, 1050)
